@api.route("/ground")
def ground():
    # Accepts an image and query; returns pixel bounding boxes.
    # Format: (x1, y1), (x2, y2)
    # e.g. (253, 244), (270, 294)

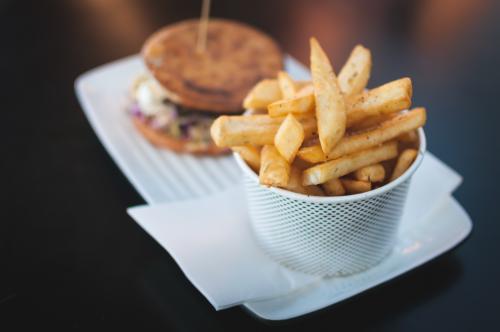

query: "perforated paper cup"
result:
(234, 129), (426, 277)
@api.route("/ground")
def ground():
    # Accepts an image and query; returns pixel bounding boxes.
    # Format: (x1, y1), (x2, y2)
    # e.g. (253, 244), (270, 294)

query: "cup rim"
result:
(234, 128), (427, 203)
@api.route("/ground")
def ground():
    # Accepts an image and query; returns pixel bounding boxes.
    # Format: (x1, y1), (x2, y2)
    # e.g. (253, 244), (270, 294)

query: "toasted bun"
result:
(142, 19), (283, 113)
(132, 118), (229, 155)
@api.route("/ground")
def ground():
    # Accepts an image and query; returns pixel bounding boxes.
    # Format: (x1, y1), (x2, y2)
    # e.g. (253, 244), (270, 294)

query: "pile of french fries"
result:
(211, 38), (426, 196)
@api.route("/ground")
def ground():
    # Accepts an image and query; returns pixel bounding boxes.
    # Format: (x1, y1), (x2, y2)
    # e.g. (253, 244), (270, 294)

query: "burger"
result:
(130, 19), (283, 155)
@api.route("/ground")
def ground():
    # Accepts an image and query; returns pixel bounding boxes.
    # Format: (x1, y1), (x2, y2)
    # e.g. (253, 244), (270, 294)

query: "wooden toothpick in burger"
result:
(196, 0), (211, 53)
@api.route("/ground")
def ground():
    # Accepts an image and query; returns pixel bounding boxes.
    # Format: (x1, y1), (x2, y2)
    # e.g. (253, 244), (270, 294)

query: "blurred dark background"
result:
(1, 0), (499, 331)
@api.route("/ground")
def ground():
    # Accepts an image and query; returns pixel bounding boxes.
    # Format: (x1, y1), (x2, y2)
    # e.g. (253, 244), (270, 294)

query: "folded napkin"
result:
(127, 152), (461, 310)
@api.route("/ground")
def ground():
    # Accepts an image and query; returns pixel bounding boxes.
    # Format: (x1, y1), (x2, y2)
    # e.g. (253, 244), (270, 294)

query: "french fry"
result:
(341, 179), (372, 194)
(210, 114), (317, 147)
(302, 141), (398, 185)
(296, 83), (314, 96)
(259, 145), (290, 187)
(321, 178), (345, 196)
(347, 78), (412, 126)
(310, 37), (346, 155)
(284, 166), (325, 196)
(278, 71), (297, 99)
(327, 108), (425, 159)
(243, 79), (282, 109)
(301, 134), (320, 147)
(213, 40), (427, 197)
(296, 145), (326, 164)
(295, 80), (312, 91)
(232, 145), (261, 172)
(390, 148), (418, 181)
(354, 163), (385, 182)
(292, 157), (314, 170)
(348, 113), (397, 132)
(304, 184), (326, 196)
(397, 130), (418, 144)
(283, 78), (411, 129)
(338, 44), (372, 98)
(381, 159), (397, 181)
(274, 114), (305, 163)
(302, 108), (425, 160)
(296, 109), (422, 163)
(268, 94), (315, 117)
(397, 129), (419, 150)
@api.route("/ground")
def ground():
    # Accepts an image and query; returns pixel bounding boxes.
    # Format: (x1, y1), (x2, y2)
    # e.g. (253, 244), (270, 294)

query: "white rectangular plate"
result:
(75, 55), (472, 321)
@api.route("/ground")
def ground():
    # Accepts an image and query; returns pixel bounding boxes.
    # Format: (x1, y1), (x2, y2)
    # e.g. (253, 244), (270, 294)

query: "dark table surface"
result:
(2, 0), (500, 330)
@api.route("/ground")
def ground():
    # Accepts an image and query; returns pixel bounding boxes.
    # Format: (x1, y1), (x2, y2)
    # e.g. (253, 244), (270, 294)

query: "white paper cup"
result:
(235, 129), (426, 276)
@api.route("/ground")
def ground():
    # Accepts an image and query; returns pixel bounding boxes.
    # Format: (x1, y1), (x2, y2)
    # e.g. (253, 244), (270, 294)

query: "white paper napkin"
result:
(127, 152), (461, 310)
(402, 152), (462, 224)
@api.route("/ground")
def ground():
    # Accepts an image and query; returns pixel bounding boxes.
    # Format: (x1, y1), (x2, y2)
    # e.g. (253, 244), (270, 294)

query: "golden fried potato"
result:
(267, 94), (315, 117)
(210, 114), (317, 147)
(390, 148), (418, 181)
(321, 178), (345, 196)
(277, 71), (297, 99)
(274, 114), (305, 163)
(310, 37), (346, 155)
(259, 145), (291, 187)
(347, 77), (412, 126)
(338, 44), (372, 98)
(283, 166), (324, 196)
(301, 108), (426, 160)
(232, 145), (261, 172)
(353, 163), (386, 182)
(243, 79), (282, 109)
(302, 141), (398, 185)
(341, 179), (372, 194)
(296, 145), (326, 164)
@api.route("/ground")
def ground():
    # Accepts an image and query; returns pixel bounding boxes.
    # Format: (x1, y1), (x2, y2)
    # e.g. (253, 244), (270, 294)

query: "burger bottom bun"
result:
(132, 117), (229, 155)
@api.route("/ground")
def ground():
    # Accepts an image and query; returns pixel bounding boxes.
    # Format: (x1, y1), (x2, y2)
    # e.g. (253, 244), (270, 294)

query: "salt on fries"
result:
(296, 108), (425, 163)
(310, 37), (346, 156)
(347, 77), (412, 126)
(302, 142), (398, 186)
(211, 38), (426, 196)
(311, 107), (425, 160)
